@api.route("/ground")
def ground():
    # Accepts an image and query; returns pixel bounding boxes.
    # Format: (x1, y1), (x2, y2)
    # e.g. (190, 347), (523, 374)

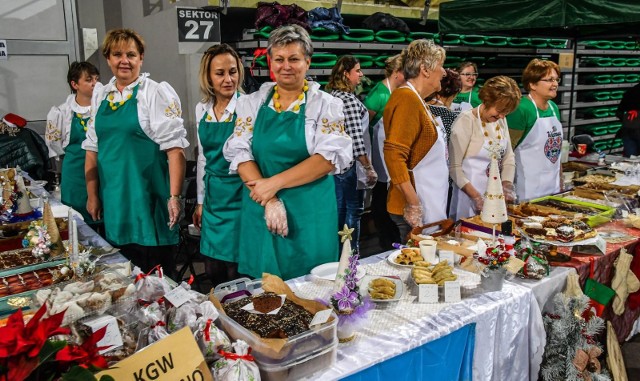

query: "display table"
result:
(288, 254), (544, 381)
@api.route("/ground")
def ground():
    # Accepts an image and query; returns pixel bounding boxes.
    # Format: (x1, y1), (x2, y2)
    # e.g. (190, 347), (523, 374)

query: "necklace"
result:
(75, 113), (90, 132)
(108, 92), (133, 111)
(273, 80), (308, 113)
(478, 105), (503, 145)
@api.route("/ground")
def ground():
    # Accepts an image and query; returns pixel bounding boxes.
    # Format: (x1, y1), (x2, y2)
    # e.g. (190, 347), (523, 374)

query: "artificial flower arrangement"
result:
(473, 236), (514, 270)
(325, 225), (373, 342)
(22, 221), (52, 260)
(0, 303), (113, 381)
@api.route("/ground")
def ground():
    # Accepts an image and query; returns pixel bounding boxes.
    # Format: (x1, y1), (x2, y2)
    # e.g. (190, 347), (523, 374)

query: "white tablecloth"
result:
(290, 253), (545, 380)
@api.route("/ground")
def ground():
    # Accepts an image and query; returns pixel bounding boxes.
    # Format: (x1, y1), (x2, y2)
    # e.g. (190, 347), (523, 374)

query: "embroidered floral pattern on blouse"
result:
(164, 99), (182, 119)
(234, 116), (253, 137)
(45, 121), (62, 142)
(320, 118), (346, 136)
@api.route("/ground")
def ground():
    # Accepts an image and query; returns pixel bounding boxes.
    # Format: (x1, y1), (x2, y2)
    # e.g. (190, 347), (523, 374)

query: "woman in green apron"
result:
(83, 29), (189, 274)
(223, 25), (353, 280)
(46, 62), (100, 223)
(192, 44), (244, 284)
(451, 62), (481, 112)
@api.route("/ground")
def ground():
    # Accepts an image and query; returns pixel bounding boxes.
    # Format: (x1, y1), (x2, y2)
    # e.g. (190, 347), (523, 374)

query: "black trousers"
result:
(370, 181), (400, 251)
(118, 243), (176, 280)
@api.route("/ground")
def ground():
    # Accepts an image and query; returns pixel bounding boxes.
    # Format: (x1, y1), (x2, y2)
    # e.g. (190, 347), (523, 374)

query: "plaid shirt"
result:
(331, 90), (367, 168)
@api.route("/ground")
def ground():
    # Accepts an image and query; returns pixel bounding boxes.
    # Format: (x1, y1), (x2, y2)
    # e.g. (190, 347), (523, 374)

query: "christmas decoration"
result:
(481, 147), (508, 225)
(22, 221), (52, 260)
(540, 286), (611, 380)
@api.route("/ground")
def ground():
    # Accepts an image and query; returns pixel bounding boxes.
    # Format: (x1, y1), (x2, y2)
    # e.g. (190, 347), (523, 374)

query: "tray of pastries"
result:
(517, 216), (599, 246)
(509, 196), (615, 227)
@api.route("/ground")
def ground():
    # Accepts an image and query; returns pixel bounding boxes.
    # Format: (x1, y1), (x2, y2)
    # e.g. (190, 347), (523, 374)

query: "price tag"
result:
(594, 235), (607, 254)
(444, 281), (461, 303)
(439, 250), (455, 266)
(418, 284), (439, 303)
(310, 309), (333, 326)
(83, 315), (123, 354)
(0, 40), (6, 60)
(164, 286), (193, 308)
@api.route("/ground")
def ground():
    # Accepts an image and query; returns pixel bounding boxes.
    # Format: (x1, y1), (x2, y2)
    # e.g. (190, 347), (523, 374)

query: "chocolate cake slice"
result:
(252, 292), (283, 314)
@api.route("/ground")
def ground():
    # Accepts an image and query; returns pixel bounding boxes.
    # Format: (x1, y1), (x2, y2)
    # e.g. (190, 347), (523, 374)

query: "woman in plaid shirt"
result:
(326, 55), (378, 254)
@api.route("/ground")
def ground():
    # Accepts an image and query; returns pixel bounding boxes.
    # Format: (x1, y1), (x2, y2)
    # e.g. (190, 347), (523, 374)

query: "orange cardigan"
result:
(383, 87), (438, 215)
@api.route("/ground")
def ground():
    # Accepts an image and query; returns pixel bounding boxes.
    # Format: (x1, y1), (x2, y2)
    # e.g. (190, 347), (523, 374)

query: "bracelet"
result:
(169, 195), (183, 201)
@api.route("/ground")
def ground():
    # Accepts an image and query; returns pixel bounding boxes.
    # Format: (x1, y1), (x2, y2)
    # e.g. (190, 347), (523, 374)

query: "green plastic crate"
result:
(626, 74), (640, 83)
(584, 107), (612, 118)
(610, 41), (627, 50)
(530, 38), (548, 48)
(508, 37), (530, 47)
(585, 74), (612, 84)
(626, 41), (639, 50)
(593, 140), (610, 151)
(442, 33), (462, 45)
(254, 55), (268, 67)
(608, 123), (622, 134)
(461, 35), (486, 45)
(310, 28), (340, 41)
(608, 107), (619, 117)
(444, 56), (464, 68)
(582, 57), (613, 67)
(584, 91), (611, 101)
(309, 53), (338, 68)
(374, 55), (390, 68)
(254, 26), (273, 39)
(485, 36), (509, 46)
(611, 138), (624, 149)
(407, 32), (439, 43)
(610, 90), (625, 100)
(611, 74), (627, 83)
(611, 58), (628, 67)
(625, 58), (640, 67)
(587, 125), (610, 136)
(341, 29), (374, 42)
(548, 38), (568, 48)
(374, 30), (406, 43)
(582, 40), (611, 49)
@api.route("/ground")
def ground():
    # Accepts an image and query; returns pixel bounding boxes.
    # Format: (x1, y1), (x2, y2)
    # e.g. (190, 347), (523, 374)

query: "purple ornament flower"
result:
(334, 285), (359, 311)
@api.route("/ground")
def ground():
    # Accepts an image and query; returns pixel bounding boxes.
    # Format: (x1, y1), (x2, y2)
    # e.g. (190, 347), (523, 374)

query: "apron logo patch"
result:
(544, 128), (562, 164)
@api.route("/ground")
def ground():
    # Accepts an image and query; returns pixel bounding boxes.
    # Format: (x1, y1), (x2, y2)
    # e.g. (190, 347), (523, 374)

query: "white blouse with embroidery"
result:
(82, 73), (189, 152)
(195, 93), (239, 204)
(46, 89), (101, 158)
(223, 81), (352, 175)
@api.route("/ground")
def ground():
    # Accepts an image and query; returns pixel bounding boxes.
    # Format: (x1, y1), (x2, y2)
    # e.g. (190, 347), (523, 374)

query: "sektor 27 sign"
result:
(176, 7), (220, 42)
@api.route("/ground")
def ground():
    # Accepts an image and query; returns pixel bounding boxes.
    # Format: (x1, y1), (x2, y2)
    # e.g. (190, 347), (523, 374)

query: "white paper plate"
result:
(362, 275), (404, 302)
(387, 249), (423, 268)
(310, 262), (366, 281)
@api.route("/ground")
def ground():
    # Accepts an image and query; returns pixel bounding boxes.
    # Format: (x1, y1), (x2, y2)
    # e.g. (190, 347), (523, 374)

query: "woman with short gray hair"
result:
(383, 39), (447, 241)
(224, 25), (352, 280)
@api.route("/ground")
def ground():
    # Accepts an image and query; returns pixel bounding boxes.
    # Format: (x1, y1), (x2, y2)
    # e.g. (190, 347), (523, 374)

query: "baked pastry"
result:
(395, 248), (423, 265)
(252, 292), (283, 314)
(224, 295), (313, 339)
(556, 225), (575, 242)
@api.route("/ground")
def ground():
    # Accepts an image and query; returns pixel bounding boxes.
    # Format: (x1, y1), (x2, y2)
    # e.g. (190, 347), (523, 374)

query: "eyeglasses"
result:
(539, 77), (561, 84)
(460, 73), (478, 77)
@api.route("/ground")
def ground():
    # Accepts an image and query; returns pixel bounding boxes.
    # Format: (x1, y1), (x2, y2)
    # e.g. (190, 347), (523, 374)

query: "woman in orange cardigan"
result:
(383, 39), (447, 241)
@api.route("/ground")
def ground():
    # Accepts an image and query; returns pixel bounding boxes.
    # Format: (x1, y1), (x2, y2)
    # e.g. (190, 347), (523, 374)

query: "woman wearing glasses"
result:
(448, 76), (520, 220)
(451, 62), (481, 112)
(507, 59), (563, 201)
(192, 44), (244, 284)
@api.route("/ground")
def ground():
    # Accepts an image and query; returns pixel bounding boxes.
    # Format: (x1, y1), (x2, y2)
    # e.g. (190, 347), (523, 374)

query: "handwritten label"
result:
(164, 286), (193, 308)
(83, 315), (123, 354)
(97, 327), (212, 381)
(439, 250), (455, 266)
(444, 281), (461, 303)
(418, 284), (439, 303)
(310, 308), (333, 326)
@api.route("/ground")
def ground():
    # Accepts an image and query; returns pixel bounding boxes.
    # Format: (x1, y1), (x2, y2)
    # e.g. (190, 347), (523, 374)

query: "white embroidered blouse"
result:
(46, 90), (101, 158)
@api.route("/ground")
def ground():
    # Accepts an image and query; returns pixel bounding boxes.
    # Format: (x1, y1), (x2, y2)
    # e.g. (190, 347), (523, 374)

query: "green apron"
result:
(238, 90), (338, 280)
(198, 111), (242, 262)
(95, 84), (178, 246)
(61, 113), (93, 222)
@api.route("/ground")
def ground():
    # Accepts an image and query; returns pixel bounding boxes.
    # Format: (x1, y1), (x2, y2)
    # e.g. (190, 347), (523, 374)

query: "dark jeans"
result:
(389, 213), (412, 244)
(622, 130), (640, 157)
(204, 258), (239, 288)
(371, 181), (400, 251)
(334, 165), (364, 254)
(118, 243), (176, 280)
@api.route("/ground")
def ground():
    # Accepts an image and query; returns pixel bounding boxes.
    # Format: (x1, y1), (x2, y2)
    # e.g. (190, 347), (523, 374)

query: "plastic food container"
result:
(212, 278), (338, 378)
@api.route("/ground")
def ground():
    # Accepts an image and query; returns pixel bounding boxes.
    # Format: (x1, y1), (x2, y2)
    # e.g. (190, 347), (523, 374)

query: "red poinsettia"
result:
(56, 325), (110, 369)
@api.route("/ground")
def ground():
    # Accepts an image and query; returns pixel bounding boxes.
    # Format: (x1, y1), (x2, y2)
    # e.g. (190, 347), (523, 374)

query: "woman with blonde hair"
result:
(364, 54), (404, 250)
(383, 39), (447, 241)
(192, 43), (244, 284)
(223, 25), (352, 280)
(83, 28), (188, 273)
(326, 55), (376, 254)
(448, 76), (520, 220)
(507, 59), (563, 201)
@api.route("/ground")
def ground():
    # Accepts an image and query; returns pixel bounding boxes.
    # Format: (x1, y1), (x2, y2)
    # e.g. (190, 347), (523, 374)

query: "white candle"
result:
(70, 219), (79, 266)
